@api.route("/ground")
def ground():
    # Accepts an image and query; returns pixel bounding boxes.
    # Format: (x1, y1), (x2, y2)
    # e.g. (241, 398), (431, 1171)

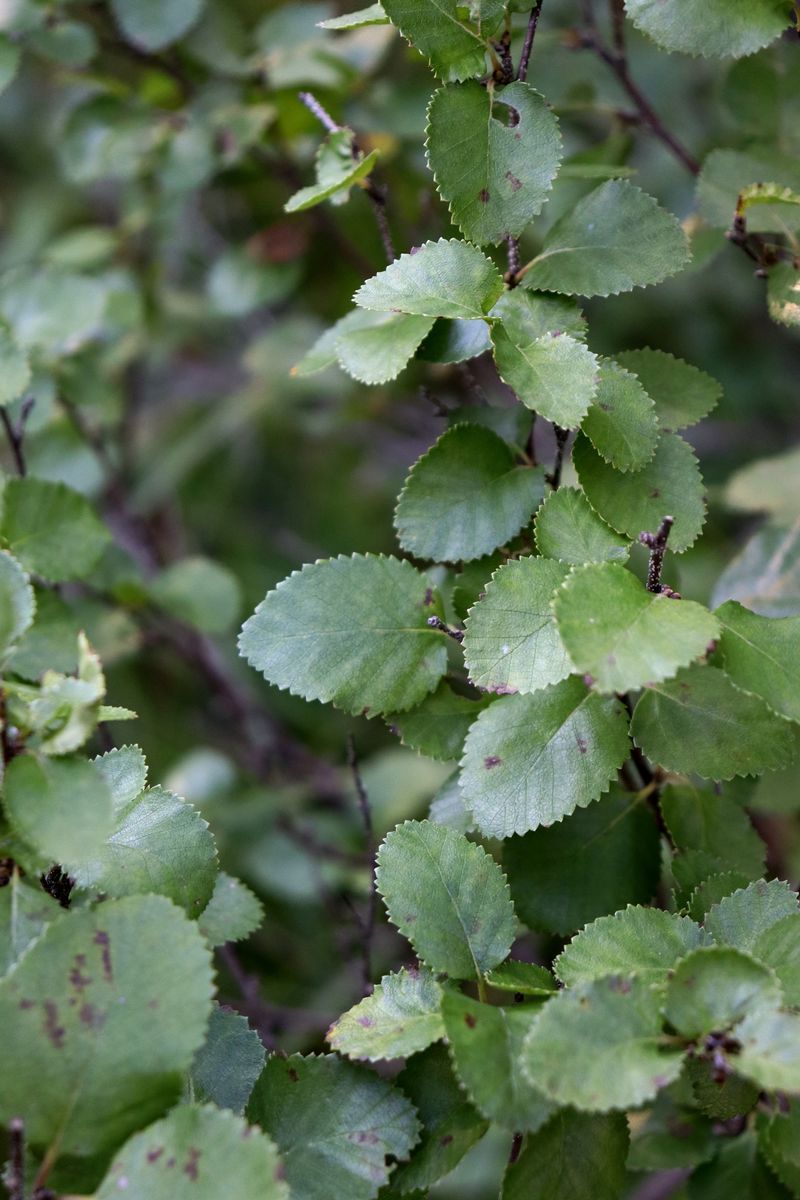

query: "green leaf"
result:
(768, 261), (800, 329)
(328, 966), (444, 1061)
(758, 1104), (800, 1184)
(698, 149), (800, 232)
(581, 361), (659, 472)
(442, 992), (554, 1131)
(110, 0), (204, 50)
(0, 894), (213, 1162)
(392, 1044), (488, 1194)
(247, 1054), (419, 1200)
(490, 288), (589, 342)
(735, 1007), (800, 1093)
(416, 316), (491, 364)
(354, 239), (504, 320)
(95, 1103), (286, 1199)
(703, 879), (800, 953)
(712, 522), (800, 618)
(573, 431), (706, 553)
(189, 1005), (266, 1114)
(426, 80), (562, 245)
(625, 0), (789, 58)
(319, 3), (389, 29)
(663, 946), (781, 1038)
(627, 1087), (715, 1172)
(150, 556), (241, 634)
(492, 328), (600, 428)
(0, 323), (30, 405)
(4, 753), (114, 868)
(0, 548), (35, 660)
(724, 446), (800, 522)
(462, 557), (572, 695)
(0, 36), (20, 96)
(0, 265), (108, 355)
(336, 312), (435, 384)
(376, 820), (515, 979)
(485, 961), (558, 995)
(534, 488), (629, 565)
(615, 348), (722, 433)
(660, 784), (766, 881)
(686, 1056), (760, 1121)
(686, 873), (757, 924)
(752, 915), (800, 1007)
(523, 976), (684, 1112)
(555, 906), (704, 987)
(522, 181), (690, 297)
(553, 563), (719, 694)
(388, 682), (492, 762)
(712, 600), (800, 723)
(0, 869), (61, 976)
(502, 1111), (629, 1200)
(504, 788), (661, 935)
(381, 0), (502, 82)
(292, 310), (382, 377)
(631, 665), (799, 780)
(1, 478), (109, 582)
(285, 129), (380, 213)
(688, 1133), (792, 1200)
(198, 872), (264, 946)
(459, 681), (630, 837)
(394, 424), (545, 563)
(238, 554), (447, 717)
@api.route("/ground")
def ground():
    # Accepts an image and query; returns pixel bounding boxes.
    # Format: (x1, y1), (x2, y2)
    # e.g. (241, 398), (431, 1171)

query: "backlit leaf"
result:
(327, 966), (444, 1061)
(354, 239), (504, 319)
(555, 906), (704, 987)
(615, 348), (721, 433)
(534, 488), (629, 565)
(336, 312), (435, 384)
(625, 0), (789, 59)
(381, 0), (502, 82)
(1, 477), (109, 582)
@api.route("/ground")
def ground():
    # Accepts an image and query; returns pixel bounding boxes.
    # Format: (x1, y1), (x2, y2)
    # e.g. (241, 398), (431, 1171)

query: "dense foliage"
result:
(0, 1), (799, 1198)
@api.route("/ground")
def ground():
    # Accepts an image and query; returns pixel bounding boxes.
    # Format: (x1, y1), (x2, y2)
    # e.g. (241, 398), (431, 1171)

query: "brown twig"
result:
(347, 735), (377, 993)
(0, 397), (35, 477)
(8, 1118), (25, 1200)
(546, 425), (570, 489)
(517, 1), (544, 81)
(639, 515), (674, 593)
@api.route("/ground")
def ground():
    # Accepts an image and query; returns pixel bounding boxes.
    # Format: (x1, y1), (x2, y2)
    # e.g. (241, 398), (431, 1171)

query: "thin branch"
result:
(217, 945), (281, 1052)
(8, 1118), (25, 1200)
(347, 734), (377, 993)
(517, 1), (544, 81)
(639, 515), (674, 593)
(546, 425), (569, 490)
(506, 234), (521, 285)
(298, 90), (340, 134)
(427, 615), (465, 643)
(0, 397), (34, 477)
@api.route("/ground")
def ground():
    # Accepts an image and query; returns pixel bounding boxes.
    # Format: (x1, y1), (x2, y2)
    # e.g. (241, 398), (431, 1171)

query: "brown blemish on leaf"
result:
(166, 1157), (176, 1169)
(440, 1134), (454, 1147)
(353, 1130), (380, 1145)
(576, 735), (588, 754)
(608, 976), (631, 994)
(43, 999), (66, 1049)
(94, 930), (113, 982)
(505, 171), (522, 192)
(478, 189), (490, 204)
(464, 1012), (477, 1028)
(183, 1147), (201, 1181)
(650, 488), (661, 499)
(19, 998), (34, 1010)
(69, 954), (92, 993)
(357, 1015), (375, 1028)
(484, 755), (502, 769)
(423, 587), (435, 607)
(288, 1067), (300, 1082)
(147, 1147), (164, 1164)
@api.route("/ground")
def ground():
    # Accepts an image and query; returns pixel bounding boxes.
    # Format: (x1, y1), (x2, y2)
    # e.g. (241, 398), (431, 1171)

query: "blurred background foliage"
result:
(0, 2), (798, 1193)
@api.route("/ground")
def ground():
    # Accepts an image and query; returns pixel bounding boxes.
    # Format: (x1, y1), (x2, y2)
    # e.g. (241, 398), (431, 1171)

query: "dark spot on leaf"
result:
(43, 999), (66, 1049)
(147, 1147), (164, 1164)
(357, 1015), (375, 1028)
(484, 755), (502, 769)
(505, 171), (522, 192)
(353, 1130), (380, 1145)
(79, 1003), (103, 1029)
(423, 587), (434, 607)
(599, 402), (612, 412)
(650, 488), (661, 499)
(69, 954), (92, 993)
(183, 1147), (201, 1181)
(94, 930), (113, 981)
(360, 707), (371, 718)
(576, 735), (588, 754)
(404, 913), (417, 924)
(440, 1134), (454, 1147)
(19, 998), (34, 1010)
(478, 189), (490, 204)
(489, 684), (518, 696)
(166, 1157), (176, 1169)
(505, 105), (520, 128)
(582, 674), (595, 688)
(288, 1067), (299, 1082)
(464, 1013), (477, 1028)
(276, 1162), (287, 1182)
(608, 976), (631, 994)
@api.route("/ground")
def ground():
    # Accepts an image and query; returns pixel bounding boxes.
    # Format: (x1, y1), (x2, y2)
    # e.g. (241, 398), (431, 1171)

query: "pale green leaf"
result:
(534, 488), (629, 565)
(426, 80), (562, 245)
(663, 946), (781, 1038)
(615, 348), (722, 433)
(460, 680), (630, 838)
(504, 788), (661, 935)
(336, 312), (435, 383)
(96, 1103), (286, 1199)
(0, 549), (35, 661)
(485, 961), (557, 995)
(381, 0), (503, 82)
(490, 288), (588, 342)
(238, 554), (447, 717)
(354, 239), (504, 320)
(502, 1111), (629, 1200)
(492, 328), (600, 428)
(703, 879), (800, 953)
(0, 265), (108, 354)
(736, 1008), (800, 1093)
(247, 1053), (419, 1200)
(4, 753), (114, 869)
(752, 915), (800, 1006)
(724, 446), (800, 522)
(442, 992), (554, 1131)
(198, 872), (264, 946)
(319, 4), (389, 29)
(429, 771), (473, 833)
(389, 682), (491, 762)
(94, 743), (148, 808)
(0, 870), (61, 976)
(553, 562), (719, 693)
(581, 361), (659, 472)
(375, 819), (515, 979)
(573, 431), (706, 553)
(698, 149), (800, 232)
(110, 0), (205, 50)
(625, 0), (789, 58)
(394, 424), (545, 563)
(631, 664), (799, 779)
(768, 261), (800, 329)
(522, 181), (690, 297)
(523, 976), (684, 1111)
(286, 129), (380, 213)
(555, 906), (704, 987)
(0, 894), (213, 1161)
(189, 1005), (266, 1114)
(462, 556), (572, 695)
(1, 477), (109, 582)
(292, 310), (382, 377)
(328, 966), (444, 1061)
(711, 521), (800, 618)
(713, 600), (800, 722)
(150, 556), (241, 634)
(0, 323), (30, 405)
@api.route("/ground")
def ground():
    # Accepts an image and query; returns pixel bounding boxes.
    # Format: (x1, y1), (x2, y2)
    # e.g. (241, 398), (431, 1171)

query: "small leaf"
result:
(388, 682), (492, 762)
(485, 961), (558, 995)
(375, 819), (515, 979)
(381, 0), (502, 82)
(198, 872), (264, 946)
(712, 521), (800, 618)
(354, 239), (504, 320)
(686, 1057), (760, 1122)
(703, 879), (800, 954)
(724, 446), (800, 522)
(627, 1088), (715, 1172)
(534, 488), (629, 565)
(555, 906), (704, 987)
(247, 1054), (419, 1200)
(663, 946), (781, 1038)
(110, 0), (205, 50)
(581, 361), (659, 472)
(615, 348), (721, 432)
(736, 1008), (800, 1094)
(292, 310), (382, 377)
(189, 1005), (266, 1115)
(0, 323), (30, 405)
(459, 681), (630, 838)
(502, 1110), (629, 1200)
(416, 316), (491, 364)
(698, 149), (800, 232)
(442, 992), (554, 1131)
(394, 424), (545, 563)
(0, 870), (61, 976)
(523, 976), (684, 1112)
(462, 556), (572, 696)
(285, 129), (380, 213)
(504, 788), (661, 935)
(426, 80), (562, 245)
(1, 478), (109, 582)
(712, 601), (800, 724)
(768, 261), (800, 329)
(688, 1132), (790, 1199)
(631, 665), (799, 780)
(319, 3), (389, 29)
(95, 1103), (286, 1199)
(328, 966), (444, 1062)
(492, 328), (600, 428)
(625, 0), (789, 59)
(150, 557), (241, 634)
(553, 563), (719, 694)
(4, 753), (114, 869)
(660, 784), (766, 881)
(238, 554), (447, 717)
(573, 431), (706, 553)
(752, 915), (800, 1007)
(0, 549), (35, 661)
(336, 312), (435, 384)
(522, 181), (690, 297)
